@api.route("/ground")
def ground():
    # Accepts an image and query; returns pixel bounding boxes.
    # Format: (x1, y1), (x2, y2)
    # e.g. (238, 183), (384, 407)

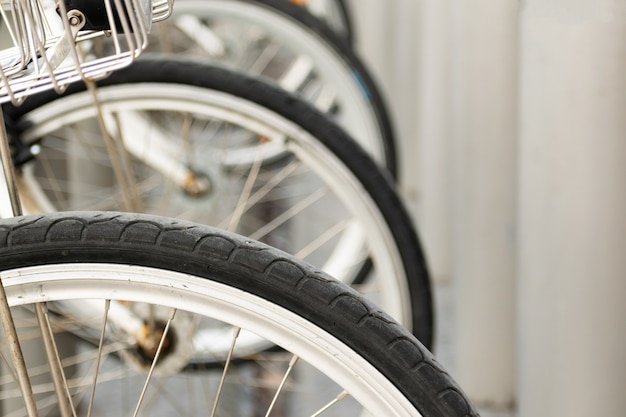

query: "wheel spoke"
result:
(0, 276), (38, 417)
(228, 142), (266, 232)
(294, 217), (348, 259)
(217, 159), (301, 231)
(264, 355), (299, 417)
(132, 307), (177, 417)
(247, 41), (282, 77)
(310, 390), (350, 417)
(86, 299), (110, 417)
(210, 326), (241, 417)
(249, 186), (328, 241)
(34, 303), (76, 417)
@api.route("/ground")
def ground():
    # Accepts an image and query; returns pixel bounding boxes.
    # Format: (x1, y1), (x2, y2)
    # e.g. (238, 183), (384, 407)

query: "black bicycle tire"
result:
(3, 56), (432, 349)
(0, 211), (477, 417)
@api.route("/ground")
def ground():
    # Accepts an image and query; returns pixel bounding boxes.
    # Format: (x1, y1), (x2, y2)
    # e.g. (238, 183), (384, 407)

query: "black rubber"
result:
(0, 211), (478, 417)
(4, 56), (434, 349)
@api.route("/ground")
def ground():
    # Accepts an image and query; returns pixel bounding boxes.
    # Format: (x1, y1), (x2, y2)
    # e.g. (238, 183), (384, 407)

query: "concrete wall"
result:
(347, 0), (626, 415)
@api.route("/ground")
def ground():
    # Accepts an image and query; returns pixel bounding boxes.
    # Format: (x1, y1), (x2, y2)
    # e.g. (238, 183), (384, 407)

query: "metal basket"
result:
(0, 0), (172, 105)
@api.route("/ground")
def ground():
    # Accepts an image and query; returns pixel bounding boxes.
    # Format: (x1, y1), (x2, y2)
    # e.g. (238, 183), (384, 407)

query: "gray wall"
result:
(347, 0), (626, 415)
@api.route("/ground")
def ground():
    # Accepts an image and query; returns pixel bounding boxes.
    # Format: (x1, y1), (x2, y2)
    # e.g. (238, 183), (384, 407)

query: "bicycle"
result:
(0, 0), (478, 415)
(2, 2), (431, 351)
(3, 54), (434, 357)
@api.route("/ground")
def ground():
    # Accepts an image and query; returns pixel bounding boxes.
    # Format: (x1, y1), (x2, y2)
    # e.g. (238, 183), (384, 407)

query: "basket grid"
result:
(0, 0), (172, 105)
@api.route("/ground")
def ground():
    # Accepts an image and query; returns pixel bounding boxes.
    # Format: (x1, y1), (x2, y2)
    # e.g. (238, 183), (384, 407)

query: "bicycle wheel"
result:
(0, 211), (476, 417)
(149, 0), (396, 176)
(3, 56), (433, 352)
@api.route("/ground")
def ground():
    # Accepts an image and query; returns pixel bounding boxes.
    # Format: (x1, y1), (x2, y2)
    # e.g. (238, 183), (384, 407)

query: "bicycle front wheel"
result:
(4, 57), (433, 351)
(0, 211), (476, 417)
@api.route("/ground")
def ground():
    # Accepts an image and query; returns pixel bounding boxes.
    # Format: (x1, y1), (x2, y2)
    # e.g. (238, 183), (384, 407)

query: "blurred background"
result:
(345, 0), (626, 416)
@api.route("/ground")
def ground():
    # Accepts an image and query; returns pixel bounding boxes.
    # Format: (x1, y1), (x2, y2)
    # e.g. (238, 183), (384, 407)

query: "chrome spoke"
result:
(132, 307), (177, 417)
(228, 143), (265, 232)
(34, 303), (76, 417)
(247, 41), (281, 76)
(0, 342), (126, 396)
(85, 80), (141, 212)
(216, 160), (300, 230)
(264, 355), (299, 417)
(210, 326), (241, 417)
(0, 274), (38, 416)
(112, 111), (144, 212)
(311, 390), (350, 417)
(86, 299), (110, 417)
(139, 375), (193, 417)
(294, 217), (349, 259)
(249, 186), (328, 241)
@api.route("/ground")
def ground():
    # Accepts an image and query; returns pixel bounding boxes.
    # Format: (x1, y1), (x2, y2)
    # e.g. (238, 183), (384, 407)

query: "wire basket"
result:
(0, 0), (172, 105)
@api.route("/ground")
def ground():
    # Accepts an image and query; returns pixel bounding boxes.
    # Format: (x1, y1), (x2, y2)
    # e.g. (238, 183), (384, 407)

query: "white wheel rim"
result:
(2, 263), (422, 417)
